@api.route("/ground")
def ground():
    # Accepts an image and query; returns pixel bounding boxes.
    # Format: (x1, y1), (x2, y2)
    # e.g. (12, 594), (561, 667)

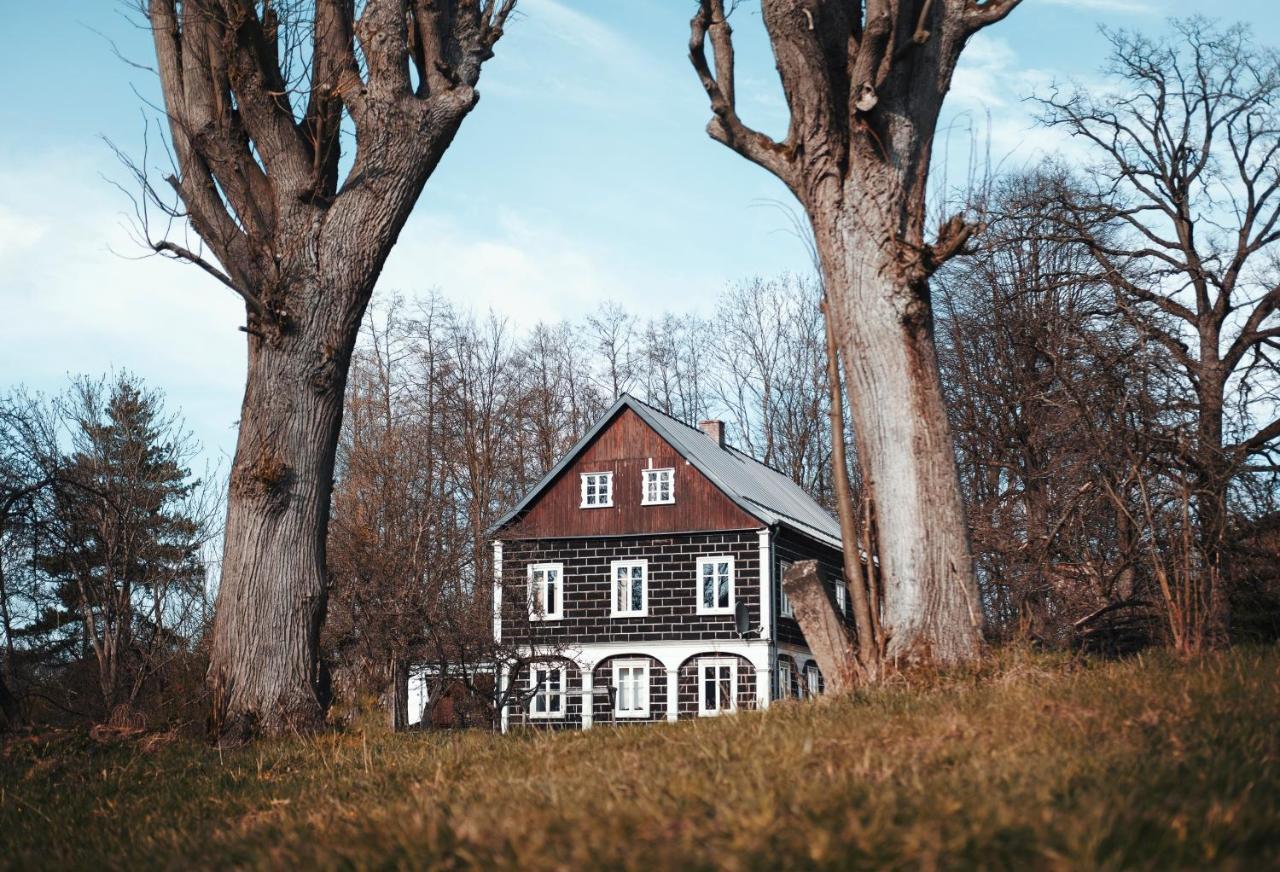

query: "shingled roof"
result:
(492, 394), (843, 549)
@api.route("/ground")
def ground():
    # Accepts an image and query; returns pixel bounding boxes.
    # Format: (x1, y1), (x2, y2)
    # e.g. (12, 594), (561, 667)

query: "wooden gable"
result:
(503, 407), (760, 539)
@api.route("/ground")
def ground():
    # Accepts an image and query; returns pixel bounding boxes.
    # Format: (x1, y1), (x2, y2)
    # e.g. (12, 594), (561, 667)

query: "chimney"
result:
(698, 419), (725, 448)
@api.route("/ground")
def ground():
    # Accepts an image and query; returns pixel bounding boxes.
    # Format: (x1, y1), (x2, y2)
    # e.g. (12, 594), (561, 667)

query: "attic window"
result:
(580, 472), (613, 508)
(641, 468), (675, 505)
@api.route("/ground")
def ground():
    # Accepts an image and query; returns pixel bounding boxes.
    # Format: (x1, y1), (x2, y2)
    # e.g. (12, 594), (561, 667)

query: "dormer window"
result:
(580, 472), (613, 508)
(641, 468), (675, 505)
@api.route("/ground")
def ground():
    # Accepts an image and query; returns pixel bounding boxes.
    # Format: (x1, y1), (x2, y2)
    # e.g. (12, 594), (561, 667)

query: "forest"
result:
(1, 0), (1278, 868)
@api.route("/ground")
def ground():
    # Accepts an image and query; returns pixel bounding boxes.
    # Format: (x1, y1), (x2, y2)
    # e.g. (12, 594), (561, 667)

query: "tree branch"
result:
(689, 0), (795, 186)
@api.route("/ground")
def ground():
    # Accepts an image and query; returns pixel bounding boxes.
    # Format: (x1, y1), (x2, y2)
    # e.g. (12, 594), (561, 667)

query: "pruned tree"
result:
(1039, 19), (1280, 647)
(131, 0), (518, 736)
(688, 0), (1022, 667)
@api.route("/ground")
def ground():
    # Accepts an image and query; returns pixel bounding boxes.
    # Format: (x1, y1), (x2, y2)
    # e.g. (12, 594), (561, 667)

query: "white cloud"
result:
(0, 148), (693, 466)
(0, 150), (247, 462)
(377, 207), (647, 324)
(0, 203), (47, 264)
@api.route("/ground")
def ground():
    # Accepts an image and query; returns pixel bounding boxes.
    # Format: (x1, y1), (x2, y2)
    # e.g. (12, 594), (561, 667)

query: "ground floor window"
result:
(698, 658), (737, 716)
(805, 664), (822, 698)
(612, 660), (650, 718)
(529, 665), (567, 718)
(777, 660), (794, 699)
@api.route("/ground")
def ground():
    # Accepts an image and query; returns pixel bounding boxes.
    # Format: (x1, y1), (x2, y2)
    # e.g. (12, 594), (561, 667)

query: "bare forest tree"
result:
(936, 171), (1171, 647)
(1040, 19), (1280, 649)
(689, 0), (1023, 671)
(131, 0), (519, 736)
(1, 378), (216, 729)
(0, 391), (64, 728)
(323, 280), (846, 725)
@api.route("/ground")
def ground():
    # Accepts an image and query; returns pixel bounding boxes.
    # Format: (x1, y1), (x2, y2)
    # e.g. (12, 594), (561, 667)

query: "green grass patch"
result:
(3, 647), (1278, 870)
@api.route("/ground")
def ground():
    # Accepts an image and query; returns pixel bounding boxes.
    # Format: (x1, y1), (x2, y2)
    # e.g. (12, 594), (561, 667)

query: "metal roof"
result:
(492, 394), (843, 550)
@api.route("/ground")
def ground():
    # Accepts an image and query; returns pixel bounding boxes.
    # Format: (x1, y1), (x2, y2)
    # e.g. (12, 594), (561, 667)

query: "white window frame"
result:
(779, 560), (795, 618)
(805, 664), (822, 698)
(640, 467), (675, 505)
(610, 559), (648, 618)
(529, 665), (567, 719)
(777, 660), (794, 699)
(527, 562), (564, 621)
(835, 580), (848, 615)
(611, 659), (650, 719)
(696, 555), (736, 615)
(579, 472), (614, 508)
(698, 657), (738, 716)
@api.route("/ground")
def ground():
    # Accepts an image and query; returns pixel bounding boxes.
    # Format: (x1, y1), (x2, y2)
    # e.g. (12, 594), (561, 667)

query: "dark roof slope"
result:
(492, 394), (842, 549)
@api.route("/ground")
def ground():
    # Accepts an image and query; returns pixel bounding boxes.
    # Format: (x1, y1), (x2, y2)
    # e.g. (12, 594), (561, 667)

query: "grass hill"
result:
(3, 647), (1277, 870)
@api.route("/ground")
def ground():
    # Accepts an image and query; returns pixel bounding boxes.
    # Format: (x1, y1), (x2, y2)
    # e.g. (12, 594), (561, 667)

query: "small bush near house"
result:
(2, 647), (1277, 870)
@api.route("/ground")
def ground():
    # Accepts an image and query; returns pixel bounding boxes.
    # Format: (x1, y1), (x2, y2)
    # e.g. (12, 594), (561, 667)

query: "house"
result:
(491, 394), (850, 731)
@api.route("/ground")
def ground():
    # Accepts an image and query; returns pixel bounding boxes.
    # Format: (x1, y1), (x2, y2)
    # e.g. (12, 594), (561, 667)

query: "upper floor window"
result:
(528, 562), (563, 621)
(580, 472), (613, 508)
(779, 559), (794, 618)
(612, 659), (650, 718)
(641, 468), (675, 505)
(697, 556), (735, 615)
(834, 580), (848, 615)
(529, 665), (566, 719)
(699, 657), (737, 716)
(611, 559), (648, 617)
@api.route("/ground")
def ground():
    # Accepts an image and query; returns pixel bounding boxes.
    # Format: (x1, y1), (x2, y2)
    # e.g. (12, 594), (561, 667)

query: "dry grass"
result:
(2, 647), (1277, 870)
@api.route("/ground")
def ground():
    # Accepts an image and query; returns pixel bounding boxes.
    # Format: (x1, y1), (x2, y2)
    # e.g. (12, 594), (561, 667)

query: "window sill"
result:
(579, 502), (614, 509)
(615, 709), (650, 719)
(610, 611), (648, 619)
(640, 499), (675, 506)
(696, 607), (735, 617)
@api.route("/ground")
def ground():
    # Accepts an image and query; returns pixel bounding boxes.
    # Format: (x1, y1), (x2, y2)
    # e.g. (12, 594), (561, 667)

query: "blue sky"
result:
(2, 0), (1277, 470)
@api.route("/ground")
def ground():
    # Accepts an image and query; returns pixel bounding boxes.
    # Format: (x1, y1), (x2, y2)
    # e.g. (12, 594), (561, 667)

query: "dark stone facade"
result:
(502, 530), (762, 646)
(676, 653), (757, 718)
(591, 654), (668, 726)
(774, 528), (851, 648)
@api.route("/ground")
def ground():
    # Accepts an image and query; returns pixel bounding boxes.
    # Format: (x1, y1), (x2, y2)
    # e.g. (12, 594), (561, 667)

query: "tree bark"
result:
(782, 561), (859, 694)
(819, 223), (982, 663)
(139, 0), (519, 739)
(688, 0), (1017, 669)
(385, 656), (409, 732)
(0, 665), (18, 729)
(210, 298), (354, 737)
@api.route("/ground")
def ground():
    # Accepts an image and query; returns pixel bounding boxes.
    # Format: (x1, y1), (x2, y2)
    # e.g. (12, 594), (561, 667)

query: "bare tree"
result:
(587, 302), (639, 402)
(1040, 19), (1280, 646)
(131, 0), (518, 736)
(688, 0), (1022, 666)
(936, 170), (1164, 644)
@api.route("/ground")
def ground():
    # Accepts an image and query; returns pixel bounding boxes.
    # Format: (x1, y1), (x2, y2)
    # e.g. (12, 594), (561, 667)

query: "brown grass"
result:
(2, 646), (1277, 870)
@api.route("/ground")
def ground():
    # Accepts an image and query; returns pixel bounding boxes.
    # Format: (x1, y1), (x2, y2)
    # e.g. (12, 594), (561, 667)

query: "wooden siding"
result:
(503, 408), (760, 539)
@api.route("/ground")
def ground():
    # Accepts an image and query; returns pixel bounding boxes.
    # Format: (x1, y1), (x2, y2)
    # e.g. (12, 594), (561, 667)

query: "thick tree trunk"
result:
(819, 225), (982, 664)
(386, 656), (409, 732)
(782, 560), (859, 694)
(0, 666), (18, 729)
(209, 304), (353, 738)
(1196, 372), (1232, 647)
